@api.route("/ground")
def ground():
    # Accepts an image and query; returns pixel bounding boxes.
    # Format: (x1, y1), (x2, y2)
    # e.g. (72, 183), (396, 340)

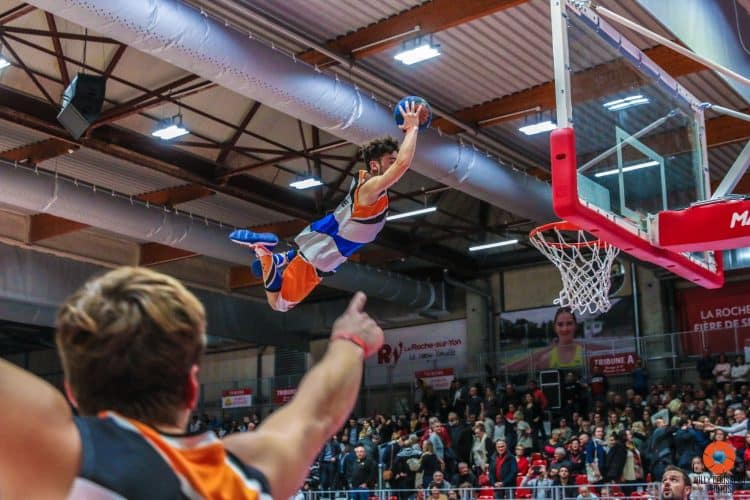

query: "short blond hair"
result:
(56, 267), (206, 425)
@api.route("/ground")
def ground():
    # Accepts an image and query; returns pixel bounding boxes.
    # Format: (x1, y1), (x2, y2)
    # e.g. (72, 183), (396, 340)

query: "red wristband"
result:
(332, 332), (372, 357)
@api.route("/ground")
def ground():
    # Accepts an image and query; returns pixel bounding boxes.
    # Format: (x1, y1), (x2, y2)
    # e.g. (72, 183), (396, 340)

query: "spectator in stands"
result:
(471, 422), (493, 475)
(516, 416), (534, 454)
(319, 435), (339, 492)
(550, 446), (572, 472)
(713, 353), (732, 388)
(673, 419), (699, 470)
(347, 444), (377, 500)
(515, 444), (530, 476)
(553, 465), (577, 499)
(419, 440), (441, 488)
(661, 465), (692, 500)
(523, 392), (545, 444)
(450, 461), (478, 490)
(466, 385), (484, 419)
(431, 470), (452, 491)
(520, 462), (554, 499)
(555, 417), (573, 443)
(645, 417), (675, 482)
(605, 431), (627, 484)
(544, 429), (564, 457)
(488, 440), (517, 499)
(705, 407), (748, 449)
(697, 351), (716, 394)
(566, 437), (585, 475)
(427, 484), (448, 500)
(485, 386), (500, 421)
(585, 426), (607, 483)
(563, 372), (586, 417)
(605, 411), (624, 437)
(732, 355), (750, 391)
(499, 383), (521, 411)
(687, 456), (710, 500)
(575, 485), (598, 499)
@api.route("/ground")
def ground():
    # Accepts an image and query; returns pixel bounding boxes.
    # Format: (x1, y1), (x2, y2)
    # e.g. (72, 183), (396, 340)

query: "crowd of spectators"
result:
(278, 347), (750, 499)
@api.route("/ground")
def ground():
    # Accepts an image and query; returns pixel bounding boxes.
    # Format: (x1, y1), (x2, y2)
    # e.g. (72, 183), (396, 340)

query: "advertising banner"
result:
(676, 280), (750, 355)
(273, 387), (297, 405)
(222, 388), (253, 409)
(364, 319), (466, 386)
(589, 352), (639, 375)
(415, 368), (455, 390)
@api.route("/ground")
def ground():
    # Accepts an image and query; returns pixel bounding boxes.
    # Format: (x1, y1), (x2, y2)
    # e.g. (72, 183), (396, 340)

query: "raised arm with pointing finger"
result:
(0, 266), (384, 499)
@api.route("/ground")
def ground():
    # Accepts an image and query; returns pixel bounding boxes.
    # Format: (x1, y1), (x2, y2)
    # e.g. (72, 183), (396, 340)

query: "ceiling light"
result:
(394, 43), (440, 65)
(290, 177), (323, 190)
(518, 120), (557, 135)
(386, 206), (437, 221)
(152, 114), (189, 140)
(0, 57), (10, 70)
(603, 95), (649, 111)
(594, 160), (659, 178)
(469, 239), (519, 252)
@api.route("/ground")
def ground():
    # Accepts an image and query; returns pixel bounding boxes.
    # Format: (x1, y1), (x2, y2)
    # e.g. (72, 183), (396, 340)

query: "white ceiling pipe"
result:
(0, 162), (435, 310)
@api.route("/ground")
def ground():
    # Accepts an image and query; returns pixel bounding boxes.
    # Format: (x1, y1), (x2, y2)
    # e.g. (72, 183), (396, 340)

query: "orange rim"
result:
(529, 220), (607, 249)
(703, 441), (735, 475)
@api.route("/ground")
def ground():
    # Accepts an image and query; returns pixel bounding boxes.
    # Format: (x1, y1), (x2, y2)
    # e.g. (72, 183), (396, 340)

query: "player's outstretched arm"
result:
(358, 101), (421, 205)
(223, 292), (383, 499)
(0, 359), (81, 498)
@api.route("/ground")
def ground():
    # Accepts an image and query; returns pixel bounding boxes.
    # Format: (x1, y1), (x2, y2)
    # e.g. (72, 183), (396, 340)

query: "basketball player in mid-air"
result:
(230, 99), (424, 312)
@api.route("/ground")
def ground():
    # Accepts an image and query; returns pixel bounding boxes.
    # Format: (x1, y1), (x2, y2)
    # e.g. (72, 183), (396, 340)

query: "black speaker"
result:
(57, 73), (106, 139)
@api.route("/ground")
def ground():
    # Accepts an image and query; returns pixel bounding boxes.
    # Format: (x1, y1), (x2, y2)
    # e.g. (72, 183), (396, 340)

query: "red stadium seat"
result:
(515, 474), (531, 497)
(575, 474), (589, 485)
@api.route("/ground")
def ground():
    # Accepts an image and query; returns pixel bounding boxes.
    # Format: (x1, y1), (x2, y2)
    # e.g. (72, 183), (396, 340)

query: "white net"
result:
(529, 224), (620, 315)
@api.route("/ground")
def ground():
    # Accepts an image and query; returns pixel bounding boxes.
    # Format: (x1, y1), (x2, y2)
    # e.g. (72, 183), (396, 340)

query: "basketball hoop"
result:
(529, 221), (620, 315)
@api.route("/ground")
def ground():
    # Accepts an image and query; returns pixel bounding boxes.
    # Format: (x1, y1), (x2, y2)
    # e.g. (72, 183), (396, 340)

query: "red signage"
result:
(221, 388), (253, 409)
(273, 387), (297, 405)
(589, 352), (638, 375)
(676, 280), (750, 355)
(415, 368), (455, 390)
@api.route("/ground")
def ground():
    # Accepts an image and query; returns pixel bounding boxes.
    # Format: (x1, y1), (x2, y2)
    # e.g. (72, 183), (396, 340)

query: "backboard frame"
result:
(549, 0), (724, 288)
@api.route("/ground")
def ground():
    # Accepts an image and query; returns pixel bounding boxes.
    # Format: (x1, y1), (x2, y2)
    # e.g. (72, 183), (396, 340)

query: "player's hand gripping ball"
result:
(394, 96), (432, 130)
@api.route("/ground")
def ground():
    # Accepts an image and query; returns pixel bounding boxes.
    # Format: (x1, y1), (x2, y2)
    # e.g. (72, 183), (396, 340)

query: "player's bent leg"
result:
(272, 254), (322, 311)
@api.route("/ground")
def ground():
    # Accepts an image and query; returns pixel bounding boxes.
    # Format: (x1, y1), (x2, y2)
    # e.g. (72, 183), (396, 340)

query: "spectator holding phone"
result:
(520, 462), (554, 499)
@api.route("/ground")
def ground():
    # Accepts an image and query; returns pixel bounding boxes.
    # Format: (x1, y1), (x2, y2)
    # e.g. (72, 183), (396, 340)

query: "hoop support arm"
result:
(551, 127), (724, 288)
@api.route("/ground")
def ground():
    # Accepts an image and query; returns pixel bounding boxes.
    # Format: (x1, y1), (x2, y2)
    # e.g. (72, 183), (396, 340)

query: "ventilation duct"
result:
(26, 0), (555, 223)
(0, 161), (434, 310)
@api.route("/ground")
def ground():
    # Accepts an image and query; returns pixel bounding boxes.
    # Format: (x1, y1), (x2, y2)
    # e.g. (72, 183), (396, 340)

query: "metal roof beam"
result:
(298, 0), (529, 66)
(432, 45), (708, 134)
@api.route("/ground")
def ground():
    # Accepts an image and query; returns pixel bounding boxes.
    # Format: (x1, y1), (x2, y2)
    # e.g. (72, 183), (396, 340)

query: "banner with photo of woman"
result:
(496, 297), (637, 373)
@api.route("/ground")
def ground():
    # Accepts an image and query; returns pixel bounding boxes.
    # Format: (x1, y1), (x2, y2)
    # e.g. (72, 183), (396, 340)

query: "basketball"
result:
(394, 96), (432, 130)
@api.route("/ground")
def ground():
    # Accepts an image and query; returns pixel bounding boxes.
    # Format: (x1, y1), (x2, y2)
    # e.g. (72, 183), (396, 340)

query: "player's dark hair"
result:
(361, 136), (399, 169)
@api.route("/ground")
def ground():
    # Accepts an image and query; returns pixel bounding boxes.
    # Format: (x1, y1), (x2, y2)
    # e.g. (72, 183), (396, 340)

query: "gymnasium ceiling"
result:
(0, 0), (748, 334)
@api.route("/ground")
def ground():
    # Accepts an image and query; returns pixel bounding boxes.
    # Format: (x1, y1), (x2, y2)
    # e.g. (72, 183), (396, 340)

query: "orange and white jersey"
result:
(295, 170), (388, 272)
(68, 412), (272, 500)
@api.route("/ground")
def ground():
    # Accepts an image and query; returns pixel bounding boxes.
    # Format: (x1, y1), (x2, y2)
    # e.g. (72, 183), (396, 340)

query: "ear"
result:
(368, 160), (380, 174)
(64, 380), (79, 409)
(186, 364), (200, 410)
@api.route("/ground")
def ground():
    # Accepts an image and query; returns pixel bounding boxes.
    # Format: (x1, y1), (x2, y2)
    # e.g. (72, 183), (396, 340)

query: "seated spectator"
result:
(550, 446), (572, 472)
(427, 484), (448, 500)
(431, 470), (452, 491)
(555, 417), (574, 442)
(553, 465), (577, 499)
(450, 461), (478, 490)
(575, 485), (599, 499)
(544, 429), (564, 456)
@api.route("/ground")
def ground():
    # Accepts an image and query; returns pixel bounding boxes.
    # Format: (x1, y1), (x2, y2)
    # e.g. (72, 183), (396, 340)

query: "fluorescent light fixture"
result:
(469, 239), (519, 252)
(394, 43), (440, 65)
(603, 95), (649, 111)
(386, 206), (437, 221)
(152, 115), (189, 140)
(290, 177), (323, 190)
(594, 160), (659, 178)
(518, 120), (557, 135)
(0, 58), (10, 70)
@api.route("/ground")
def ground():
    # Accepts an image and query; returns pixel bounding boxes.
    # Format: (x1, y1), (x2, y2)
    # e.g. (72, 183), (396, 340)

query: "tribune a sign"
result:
(415, 368), (455, 391)
(273, 387), (297, 405)
(589, 352), (638, 375)
(222, 388), (253, 409)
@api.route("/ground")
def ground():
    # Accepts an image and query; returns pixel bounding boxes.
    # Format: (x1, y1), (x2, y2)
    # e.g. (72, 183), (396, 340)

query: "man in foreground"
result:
(661, 465), (692, 499)
(0, 266), (383, 499)
(230, 100), (423, 312)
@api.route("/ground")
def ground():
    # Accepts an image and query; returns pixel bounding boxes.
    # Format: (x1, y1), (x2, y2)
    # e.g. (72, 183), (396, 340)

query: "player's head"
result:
(361, 136), (399, 175)
(553, 306), (577, 341)
(661, 465), (691, 499)
(56, 267), (207, 426)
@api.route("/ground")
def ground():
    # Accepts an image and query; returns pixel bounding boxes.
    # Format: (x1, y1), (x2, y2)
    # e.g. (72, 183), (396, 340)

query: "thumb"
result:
(347, 291), (367, 313)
